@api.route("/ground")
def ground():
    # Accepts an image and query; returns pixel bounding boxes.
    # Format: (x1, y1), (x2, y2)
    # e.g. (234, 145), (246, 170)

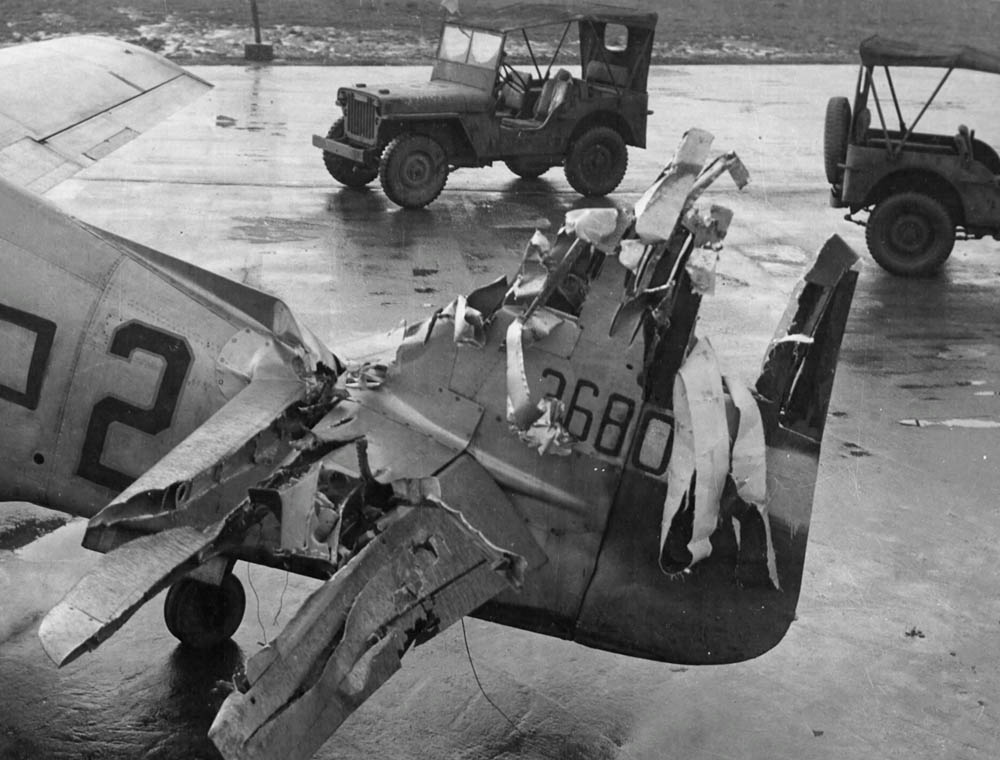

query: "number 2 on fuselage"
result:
(76, 321), (192, 491)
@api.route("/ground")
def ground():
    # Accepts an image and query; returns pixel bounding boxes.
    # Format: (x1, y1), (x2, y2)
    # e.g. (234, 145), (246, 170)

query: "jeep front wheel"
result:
(564, 126), (628, 197)
(379, 133), (449, 209)
(866, 192), (955, 276)
(323, 118), (379, 188)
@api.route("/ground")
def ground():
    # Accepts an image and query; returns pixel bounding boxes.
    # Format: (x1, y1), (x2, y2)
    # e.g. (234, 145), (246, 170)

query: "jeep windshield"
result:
(438, 24), (503, 69)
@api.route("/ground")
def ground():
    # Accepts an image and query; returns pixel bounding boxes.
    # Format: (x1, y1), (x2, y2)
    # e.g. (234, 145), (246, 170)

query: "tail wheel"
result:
(322, 118), (379, 188)
(505, 157), (552, 179)
(823, 97), (851, 185)
(379, 133), (449, 209)
(564, 126), (628, 196)
(164, 572), (246, 649)
(866, 192), (955, 276)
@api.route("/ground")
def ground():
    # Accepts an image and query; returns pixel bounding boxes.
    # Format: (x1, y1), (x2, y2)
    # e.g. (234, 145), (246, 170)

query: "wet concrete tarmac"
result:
(1, 64), (999, 759)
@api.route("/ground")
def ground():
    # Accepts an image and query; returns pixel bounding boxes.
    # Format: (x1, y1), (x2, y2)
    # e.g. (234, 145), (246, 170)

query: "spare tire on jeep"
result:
(824, 97), (851, 186)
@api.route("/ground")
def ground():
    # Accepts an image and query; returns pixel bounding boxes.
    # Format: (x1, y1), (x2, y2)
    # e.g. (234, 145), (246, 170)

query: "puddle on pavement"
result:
(229, 215), (332, 244)
(741, 241), (808, 268)
(470, 198), (556, 231)
(216, 114), (288, 135)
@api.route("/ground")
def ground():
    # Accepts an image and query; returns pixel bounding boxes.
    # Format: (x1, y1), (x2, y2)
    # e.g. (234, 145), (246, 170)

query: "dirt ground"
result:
(2, 0), (999, 64)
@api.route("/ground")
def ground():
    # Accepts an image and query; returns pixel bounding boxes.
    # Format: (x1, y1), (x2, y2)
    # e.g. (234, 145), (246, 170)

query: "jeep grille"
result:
(344, 92), (378, 144)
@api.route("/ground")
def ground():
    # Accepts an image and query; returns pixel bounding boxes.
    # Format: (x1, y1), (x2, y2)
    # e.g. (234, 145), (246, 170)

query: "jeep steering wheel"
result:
(500, 62), (528, 94)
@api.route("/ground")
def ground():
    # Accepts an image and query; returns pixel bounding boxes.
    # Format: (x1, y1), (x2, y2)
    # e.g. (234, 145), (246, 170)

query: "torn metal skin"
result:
(80, 368), (344, 554)
(209, 482), (524, 760)
(39, 366), (351, 667)
(36, 128), (859, 760)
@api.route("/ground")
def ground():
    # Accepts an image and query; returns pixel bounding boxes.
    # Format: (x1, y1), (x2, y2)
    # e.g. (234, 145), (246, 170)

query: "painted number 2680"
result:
(541, 368), (674, 476)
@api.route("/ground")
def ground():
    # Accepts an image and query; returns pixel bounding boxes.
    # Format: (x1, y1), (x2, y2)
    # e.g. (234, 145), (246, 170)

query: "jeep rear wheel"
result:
(564, 126), (628, 197)
(379, 133), (449, 209)
(866, 192), (955, 276)
(824, 97), (851, 186)
(506, 157), (551, 179)
(322, 118), (378, 188)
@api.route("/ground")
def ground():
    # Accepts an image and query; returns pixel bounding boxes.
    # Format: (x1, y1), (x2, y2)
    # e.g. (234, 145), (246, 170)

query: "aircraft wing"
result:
(0, 36), (211, 192)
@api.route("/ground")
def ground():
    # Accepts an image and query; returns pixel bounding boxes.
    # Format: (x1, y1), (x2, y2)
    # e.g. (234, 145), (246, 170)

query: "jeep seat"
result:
(958, 125), (1000, 174)
(501, 69), (572, 131)
(955, 124), (974, 165)
(498, 72), (533, 116)
(854, 107), (871, 144)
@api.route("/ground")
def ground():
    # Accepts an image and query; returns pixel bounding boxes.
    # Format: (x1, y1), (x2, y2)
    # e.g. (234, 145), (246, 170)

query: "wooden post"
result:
(250, 0), (262, 43)
(244, 0), (274, 61)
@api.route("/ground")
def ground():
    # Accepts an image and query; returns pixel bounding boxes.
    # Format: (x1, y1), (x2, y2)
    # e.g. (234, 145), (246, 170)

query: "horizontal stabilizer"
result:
(209, 502), (523, 760)
(38, 522), (230, 666)
(40, 371), (346, 666)
(83, 376), (317, 550)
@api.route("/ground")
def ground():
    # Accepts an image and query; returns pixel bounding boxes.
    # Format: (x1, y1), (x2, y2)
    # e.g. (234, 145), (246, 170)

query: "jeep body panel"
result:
(343, 83), (493, 119)
(497, 96), (647, 155)
(843, 140), (1000, 226)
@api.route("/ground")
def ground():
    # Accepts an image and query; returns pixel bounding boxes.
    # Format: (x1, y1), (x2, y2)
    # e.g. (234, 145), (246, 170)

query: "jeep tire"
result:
(866, 192), (955, 276)
(824, 97), (851, 186)
(506, 157), (551, 179)
(564, 126), (628, 197)
(322, 118), (379, 188)
(379, 133), (449, 209)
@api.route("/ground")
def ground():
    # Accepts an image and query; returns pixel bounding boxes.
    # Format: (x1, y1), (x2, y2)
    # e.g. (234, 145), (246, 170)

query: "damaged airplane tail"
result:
(27, 129), (857, 760)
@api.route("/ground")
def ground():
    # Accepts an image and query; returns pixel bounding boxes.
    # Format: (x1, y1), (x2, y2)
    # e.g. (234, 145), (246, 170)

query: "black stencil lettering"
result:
(565, 379), (599, 441)
(594, 392), (636, 458)
(0, 303), (56, 411)
(77, 322), (192, 490)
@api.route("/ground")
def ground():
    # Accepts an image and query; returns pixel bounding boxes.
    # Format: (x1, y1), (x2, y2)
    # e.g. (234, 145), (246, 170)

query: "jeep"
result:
(312, 2), (657, 208)
(825, 36), (1000, 276)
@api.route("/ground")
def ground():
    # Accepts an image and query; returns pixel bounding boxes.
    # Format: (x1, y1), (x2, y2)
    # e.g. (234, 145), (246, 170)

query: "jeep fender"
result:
(379, 118), (476, 165)
(570, 111), (637, 148)
(863, 170), (964, 226)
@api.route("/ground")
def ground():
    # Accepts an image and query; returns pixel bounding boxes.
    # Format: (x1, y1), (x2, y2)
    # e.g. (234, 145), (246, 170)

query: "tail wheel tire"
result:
(564, 126), (628, 197)
(505, 157), (551, 179)
(866, 192), (955, 277)
(823, 97), (851, 185)
(379, 133), (449, 209)
(322, 118), (379, 187)
(164, 572), (246, 649)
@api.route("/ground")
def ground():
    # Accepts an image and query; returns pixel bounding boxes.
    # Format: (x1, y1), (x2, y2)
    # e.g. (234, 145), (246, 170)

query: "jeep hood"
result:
(342, 81), (492, 116)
